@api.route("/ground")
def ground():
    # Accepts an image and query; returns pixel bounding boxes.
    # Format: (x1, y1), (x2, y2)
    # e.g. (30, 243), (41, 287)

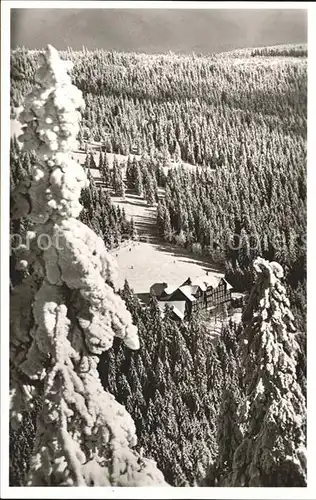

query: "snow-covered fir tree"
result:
(10, 45), (167, 487)
(144, 172), (156, 207)
(230, 257), (306, 487)
(112, 156), (125, 198)
(134, 161), (143, 197)
(100, 152), (111, 188)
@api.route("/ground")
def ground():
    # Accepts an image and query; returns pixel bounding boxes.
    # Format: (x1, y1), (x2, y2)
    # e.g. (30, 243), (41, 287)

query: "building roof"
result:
(172, 307), (185, 320)
(164, 284), (177, 295)
(231, 292), (245, 298)
(153, 274), (233, 312)
(167, 301), (186, 316)
(157, 300), (186, 320)
(178, 285), (197, 302)
(166, 301), (186, 320)
(192, 274), (223, 290)
(157, 300), (167, 313)
(222, 278), (233, 290)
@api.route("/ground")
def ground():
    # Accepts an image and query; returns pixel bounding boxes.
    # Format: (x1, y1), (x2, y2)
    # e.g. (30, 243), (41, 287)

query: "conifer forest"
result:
(9, 40), (307, 488)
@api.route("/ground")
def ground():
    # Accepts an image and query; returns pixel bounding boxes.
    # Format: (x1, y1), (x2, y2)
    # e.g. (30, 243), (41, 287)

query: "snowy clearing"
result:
(10, 122), (224, 306)
(110, 240), (224, 302)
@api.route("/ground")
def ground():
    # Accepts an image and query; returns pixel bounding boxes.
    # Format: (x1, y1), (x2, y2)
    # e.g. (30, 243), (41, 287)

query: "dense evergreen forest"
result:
(10, 44), (307, 487)
(11, 44), (307, 162)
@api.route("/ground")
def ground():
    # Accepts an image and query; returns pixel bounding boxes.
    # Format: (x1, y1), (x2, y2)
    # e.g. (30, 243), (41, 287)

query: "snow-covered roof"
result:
(172, 307), (185, 320)
(157, 300), (186, 320)
(231, 292), (245, 298)
(192, 274), (223, 290)
(223, 279), (233, 290)
(166, 301), (186, 320)
(178, 285), (197, 302)
(164, 284), (177, 295)
(167, 300), (186, 315)
(194, 281), (207, 291)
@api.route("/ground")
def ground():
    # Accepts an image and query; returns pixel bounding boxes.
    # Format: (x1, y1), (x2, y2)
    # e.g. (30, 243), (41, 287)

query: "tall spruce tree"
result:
(100, 152), (110, 188)
(230, 257), (306, 487)
(144, 172), (156, 206)
(112, 156), (125, 198)
(134, 161), (143, 197)
(10, 45), (166, 487)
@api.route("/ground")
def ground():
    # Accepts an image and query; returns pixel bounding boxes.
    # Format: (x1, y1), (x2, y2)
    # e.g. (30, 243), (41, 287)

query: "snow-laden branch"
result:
(10, 45), (166, 486)
(230, 257), (306, 487)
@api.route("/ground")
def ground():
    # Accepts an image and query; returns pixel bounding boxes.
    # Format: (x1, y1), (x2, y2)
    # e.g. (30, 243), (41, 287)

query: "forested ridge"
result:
(10, 45), (307, 283)
(9, 44), (307, 487)
(11, 44), (307, 161)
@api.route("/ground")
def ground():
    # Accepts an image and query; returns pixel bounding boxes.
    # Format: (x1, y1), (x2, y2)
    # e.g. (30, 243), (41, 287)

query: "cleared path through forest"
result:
(10, 127), (225, 304)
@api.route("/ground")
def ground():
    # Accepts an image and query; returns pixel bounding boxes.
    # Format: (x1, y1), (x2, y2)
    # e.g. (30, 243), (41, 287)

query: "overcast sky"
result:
(11, 8), (307, 54)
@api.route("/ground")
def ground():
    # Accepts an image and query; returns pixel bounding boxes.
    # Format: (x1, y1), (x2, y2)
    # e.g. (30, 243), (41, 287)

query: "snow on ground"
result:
(108, 187), (225, 304)
(110, 240), (224, 301)
(11, 119), (23, 140)
(200, 307), (242, 340)
(229, 310), (242, 323)
(112, 191), (159, 240)
(11, 122), (203, 178)
(70, 148), (201, 177)
(71, 150), (139, 169)
(10, 126), (225, 309)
